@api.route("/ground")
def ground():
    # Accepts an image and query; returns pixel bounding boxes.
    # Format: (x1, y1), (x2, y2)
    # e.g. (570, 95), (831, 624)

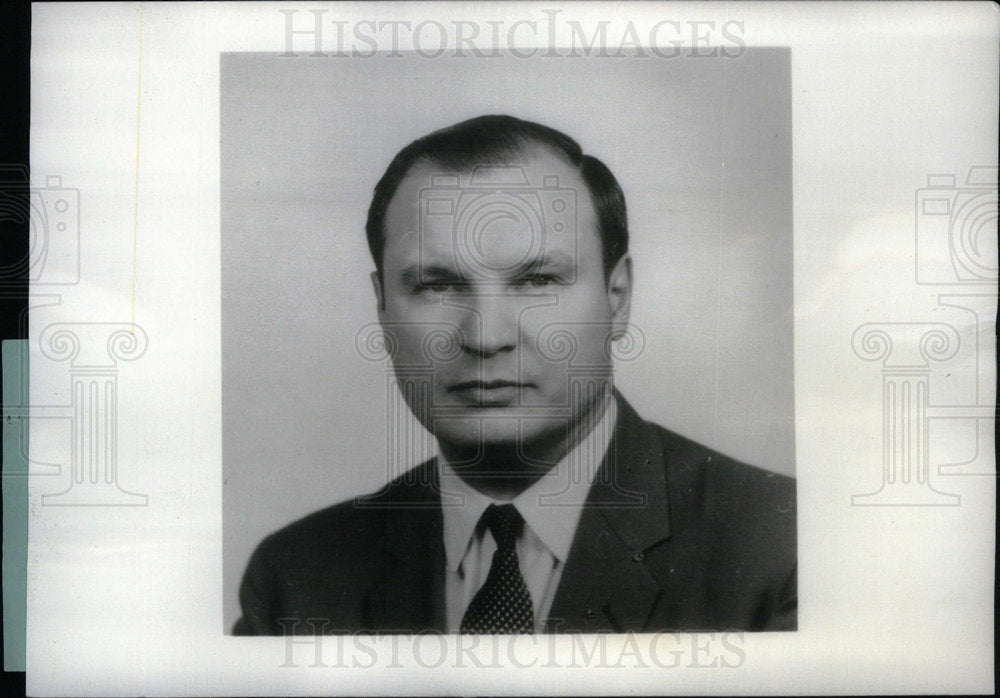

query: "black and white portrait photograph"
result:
(221, 47), (796, 637)
(15, 2), (996, 696)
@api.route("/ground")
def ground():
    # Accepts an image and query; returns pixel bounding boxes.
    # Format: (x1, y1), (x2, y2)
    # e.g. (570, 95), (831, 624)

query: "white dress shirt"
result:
(438, 399), (618, 632)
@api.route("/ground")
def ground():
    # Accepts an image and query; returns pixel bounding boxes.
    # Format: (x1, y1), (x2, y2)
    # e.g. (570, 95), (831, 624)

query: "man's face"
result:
(375, 146), (631, 460)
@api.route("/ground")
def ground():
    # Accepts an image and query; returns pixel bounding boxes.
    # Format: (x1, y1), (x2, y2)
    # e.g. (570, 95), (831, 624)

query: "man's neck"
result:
(438, 390), (616, 501)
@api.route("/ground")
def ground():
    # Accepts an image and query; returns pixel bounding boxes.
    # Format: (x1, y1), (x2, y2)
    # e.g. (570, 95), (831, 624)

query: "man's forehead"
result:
(382, 146), (598, 268)
(386, 145), (592, 226)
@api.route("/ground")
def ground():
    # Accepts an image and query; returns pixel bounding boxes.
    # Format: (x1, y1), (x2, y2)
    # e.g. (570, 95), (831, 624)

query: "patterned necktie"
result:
(460, 503), (535, 634)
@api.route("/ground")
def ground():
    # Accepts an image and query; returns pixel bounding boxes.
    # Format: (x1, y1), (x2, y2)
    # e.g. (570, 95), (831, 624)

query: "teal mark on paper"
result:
(2, 339), (28, 672)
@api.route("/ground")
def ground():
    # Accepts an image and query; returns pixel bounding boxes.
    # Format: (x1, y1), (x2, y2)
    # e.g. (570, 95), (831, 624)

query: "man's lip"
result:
(448, 380), (532, 391)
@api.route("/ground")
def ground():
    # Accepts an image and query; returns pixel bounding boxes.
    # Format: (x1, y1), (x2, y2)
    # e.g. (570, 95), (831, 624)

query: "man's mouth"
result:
(447, 380), (532, 404)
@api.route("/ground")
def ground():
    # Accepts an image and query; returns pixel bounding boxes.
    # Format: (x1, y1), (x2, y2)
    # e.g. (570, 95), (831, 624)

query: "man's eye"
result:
(509, 275), (557, 289)
(419, 282), (460, 293)
(525, 275), (557, 287)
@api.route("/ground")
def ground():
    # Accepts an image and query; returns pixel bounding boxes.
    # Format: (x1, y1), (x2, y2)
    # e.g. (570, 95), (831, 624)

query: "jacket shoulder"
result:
(233, 460), (440, 635)
(639, 417), (797, 630)
(254, 458), (439, 560)
(648, 419), (796, 516)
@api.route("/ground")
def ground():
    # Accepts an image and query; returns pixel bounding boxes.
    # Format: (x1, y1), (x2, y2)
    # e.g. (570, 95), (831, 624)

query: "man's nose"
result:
(455, 292), (519, 358)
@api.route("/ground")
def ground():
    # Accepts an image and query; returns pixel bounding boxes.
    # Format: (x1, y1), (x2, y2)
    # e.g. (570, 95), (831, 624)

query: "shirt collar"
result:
(438, 398), (618, 571)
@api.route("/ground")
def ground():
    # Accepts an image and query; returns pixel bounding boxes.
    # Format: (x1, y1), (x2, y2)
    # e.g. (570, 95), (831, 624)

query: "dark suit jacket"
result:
(233, 396), (796, 634)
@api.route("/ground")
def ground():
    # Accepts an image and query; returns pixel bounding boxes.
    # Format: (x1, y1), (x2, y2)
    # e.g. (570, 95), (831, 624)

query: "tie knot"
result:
(483, 503), (522, 551)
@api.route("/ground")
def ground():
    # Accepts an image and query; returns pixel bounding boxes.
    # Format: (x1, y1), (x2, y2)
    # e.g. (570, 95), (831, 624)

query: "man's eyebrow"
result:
(525, 251), (575, 271)
(400, 265), (465, 284)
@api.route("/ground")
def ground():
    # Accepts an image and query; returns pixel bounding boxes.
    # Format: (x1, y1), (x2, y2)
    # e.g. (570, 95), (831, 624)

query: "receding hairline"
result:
(380, 142), (599, 252)
(406, 138), (581, 182)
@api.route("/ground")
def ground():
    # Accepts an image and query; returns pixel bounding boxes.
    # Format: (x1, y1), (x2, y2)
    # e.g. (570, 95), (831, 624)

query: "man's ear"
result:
(370, 271), (385, 314)
(607, 253), (632, 338)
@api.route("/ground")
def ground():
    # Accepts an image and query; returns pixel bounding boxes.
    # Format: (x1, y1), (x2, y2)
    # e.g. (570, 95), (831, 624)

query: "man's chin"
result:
(430, 415), (570, 458)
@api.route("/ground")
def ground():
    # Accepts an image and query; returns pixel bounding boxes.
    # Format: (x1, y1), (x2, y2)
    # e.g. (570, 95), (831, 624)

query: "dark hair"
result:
(365, 114), (628, 281)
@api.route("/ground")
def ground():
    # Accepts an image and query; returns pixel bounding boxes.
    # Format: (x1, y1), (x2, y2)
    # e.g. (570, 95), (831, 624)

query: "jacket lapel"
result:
(546, 395), (671, 632)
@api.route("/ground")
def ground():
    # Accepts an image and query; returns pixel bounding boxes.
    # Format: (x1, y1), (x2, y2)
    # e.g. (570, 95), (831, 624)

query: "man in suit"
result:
(234, 115), (796, 635)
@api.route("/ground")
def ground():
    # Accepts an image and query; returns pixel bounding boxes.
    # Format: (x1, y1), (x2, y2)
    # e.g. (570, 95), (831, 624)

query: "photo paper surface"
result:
(22, 2), (997, 695)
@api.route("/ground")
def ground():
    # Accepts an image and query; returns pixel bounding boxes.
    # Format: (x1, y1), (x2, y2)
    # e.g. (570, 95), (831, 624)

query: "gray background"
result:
(221, 48), (793, 631)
